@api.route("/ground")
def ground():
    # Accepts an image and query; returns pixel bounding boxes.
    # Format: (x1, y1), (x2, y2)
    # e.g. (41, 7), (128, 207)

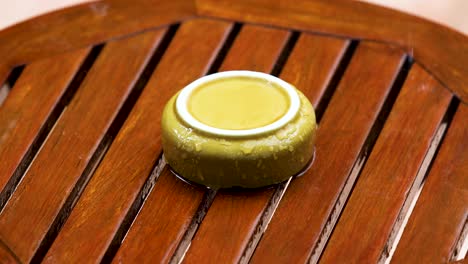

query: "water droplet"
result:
(241, 146), (253, 154)
(219, 139), (232, 146)
(257, 160), (262, 168)
(195, 143), (202, 152)
(197, 170), (204, 180)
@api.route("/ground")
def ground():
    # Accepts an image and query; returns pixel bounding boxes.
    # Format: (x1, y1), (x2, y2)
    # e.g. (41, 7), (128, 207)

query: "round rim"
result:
(175, 71), (300, 137)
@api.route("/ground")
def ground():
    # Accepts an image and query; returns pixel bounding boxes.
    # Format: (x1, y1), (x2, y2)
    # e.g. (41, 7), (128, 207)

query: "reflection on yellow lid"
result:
(188, 77), (289, 130)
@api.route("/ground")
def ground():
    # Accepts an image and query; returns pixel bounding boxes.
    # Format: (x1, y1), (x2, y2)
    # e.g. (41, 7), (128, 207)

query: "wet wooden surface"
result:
(0, 1), (466, 263)
(0, 49), (89, 207)
(45, 19), (231, 263)
(320, 64), (452, 263)
(182, 24), (290, 264)
(0, 30), (165, 263)
(392, 104), (467, 263)
(251, 42), (405, 264)
(183, 34), (349, 264)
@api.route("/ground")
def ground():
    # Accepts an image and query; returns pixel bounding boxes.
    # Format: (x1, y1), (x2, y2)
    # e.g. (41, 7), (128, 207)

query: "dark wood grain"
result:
(44, 19), (232, 263)
(250, 42), (405, 264)
(0, 49), (89, 207)
(182, 34), (348, 264)
(0, 29), (166, 263)
(0, 240), (19, 264)
(392, 104), (468, 263)
(320, 64), (452, 263)
(113, 24), (289, 264)
(0, 0), (194, 67)
(197, 0), (468, 103)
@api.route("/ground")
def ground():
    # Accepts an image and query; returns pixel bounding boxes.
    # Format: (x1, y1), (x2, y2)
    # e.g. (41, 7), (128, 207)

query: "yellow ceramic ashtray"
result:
(161, 71), (316, 188)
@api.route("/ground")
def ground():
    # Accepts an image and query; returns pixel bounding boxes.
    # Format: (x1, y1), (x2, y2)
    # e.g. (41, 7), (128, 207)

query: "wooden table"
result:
(0, 0), (466, 263)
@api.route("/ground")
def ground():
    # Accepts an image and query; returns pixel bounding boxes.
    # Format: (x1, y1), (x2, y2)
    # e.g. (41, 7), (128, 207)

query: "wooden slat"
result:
(44, 19), (231, 263)
(0, 0), (195, 66)
(197, 0), (468, 103)
(0, 240), (19, 264)
(281, 34), (349, 108)
(250, 42), (405, 263)
(0, 30), (166, 263)
(0, 49), (89, 207)
(112, 24), (289, 264)
(182, 34), (348, 263)
(180, 25), (290, 263)
(213, 25), (290, 72)
(392, 104), (468, 263)
(112, 168), (206, 263)
(320, 64), (452, 263)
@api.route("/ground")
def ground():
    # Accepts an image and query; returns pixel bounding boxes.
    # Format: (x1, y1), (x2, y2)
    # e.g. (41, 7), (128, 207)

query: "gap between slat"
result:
(452, 218), (468, 261)
(0, 85), (8, 106)
(28, 24), (178, 263)
(0, 66), (24, 107)
(236, 39), (358, 263)
(0, 47), (102, 211)
(176, 37), (357, 263)
(111, 22), (245, 263)
(45, 20), (237, 263)
(270, 31), (300, 77)
(314, 41), (357, 121)
(102, 154), (168, 262)
(176, 36), (357, 263)
(240, 40), (358, 264)
(380, 97), (460, 264)
(206, 23), (242, 75)
(31, 25), (180, 264)
(239, 178), (292, 264)
(308, 154), (366, 264)
(310, 56), (412, 264)
(90, 23), (215, 262)
(171, 28), (297, 263)
(170, 189), (217, 264)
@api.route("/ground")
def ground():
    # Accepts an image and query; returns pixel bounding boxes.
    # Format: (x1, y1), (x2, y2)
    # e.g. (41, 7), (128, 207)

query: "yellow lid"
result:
(161, 71), (316, 188)
(188, 76), (289, 130)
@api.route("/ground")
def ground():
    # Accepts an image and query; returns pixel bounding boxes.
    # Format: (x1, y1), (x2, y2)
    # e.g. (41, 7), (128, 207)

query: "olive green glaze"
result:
(161, 88), (316, 189)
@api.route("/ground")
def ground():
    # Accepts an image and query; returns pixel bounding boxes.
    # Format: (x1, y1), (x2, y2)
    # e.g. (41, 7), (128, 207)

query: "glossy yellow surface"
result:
(188, 76), (289, 130)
